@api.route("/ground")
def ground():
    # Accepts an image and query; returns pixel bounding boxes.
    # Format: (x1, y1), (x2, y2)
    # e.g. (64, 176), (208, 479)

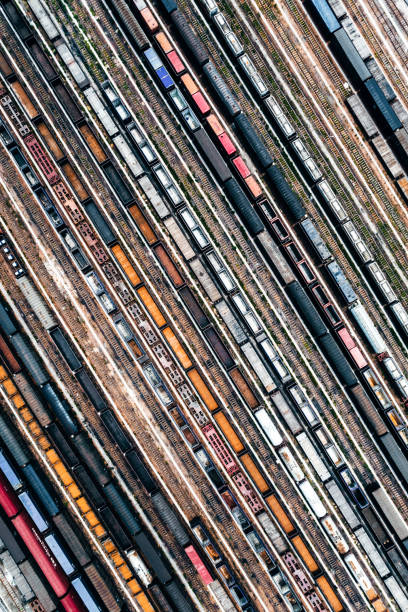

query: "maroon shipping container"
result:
(0, 334), (21, 373)
(153, 244), (184, 287)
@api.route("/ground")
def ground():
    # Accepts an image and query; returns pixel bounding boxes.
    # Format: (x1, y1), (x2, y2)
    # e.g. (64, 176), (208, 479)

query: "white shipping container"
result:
(372, 487), (408, 540)
(321, 515), (349, 553)
(84, 88), (118, 136)
(325, 480), (360, 528)
(138, 175), (169, 219)
(256, 408), (283, 447)
(17, 276), (56, 330)
(299, 481), (327, 518)
(384, 576), (408, 610)
(279, 447), (304, 481)
(257, 512), (287, 553)
(345, 553), (372, 591)
(296, 432), (331, 482)
(390, 302), (408, 333)
(164, 217), (195, 260)
(354, 527), (389, 577)
(241, 342), (276, 392)
(349, 303), (387, 354)
(347, 94), (378, 138)
(112, 135), (143, 178)
(208, 580), (236, 612)
(127, 551), (153, 586)
(28, 0), (59, 40)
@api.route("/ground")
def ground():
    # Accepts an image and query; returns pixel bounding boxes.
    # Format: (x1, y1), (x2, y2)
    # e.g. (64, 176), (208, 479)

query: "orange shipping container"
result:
(84, 511), (99, 528)
(79, 124), (107, 163)
(12, 394), (25, 409)
(245, 175), (262, 199)
(0, 366), (7, 382)
(162, 327), (192, 369)
(240, 453), (269, 493)
(155, 32), (173, 54)
(118, 564), (133, 580)
(214, 412), (244, 453)
(3, 379), (17, 396)
(37, 122), (64, 160)
(76, 496), (91, 514)
(206, 113), (224, 136)
(181, 73), (199, 95)
(371, 598), (387, 612)
(61, 162), (88, 201)
(292, 536), (318, 572)
(154, 244), (184, 287)
(265, 495), (295, 534)
(127, 579), (142, 595)
(316, 576), (344, 612)
(137, 287), (166, 327)
(229, 367), (259, 409)
(128, 204), (157, 244)
(10, 81), (38, 118)
(187, 369), (218, 411)
(28, 421), (42, 437)
(136, 592), (154, 611)
(93, 523), (106, 538)
(112, 244), (141, 286)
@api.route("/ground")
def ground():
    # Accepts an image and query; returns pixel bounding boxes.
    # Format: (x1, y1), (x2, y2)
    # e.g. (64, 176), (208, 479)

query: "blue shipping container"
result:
(156, 66), (174, 89)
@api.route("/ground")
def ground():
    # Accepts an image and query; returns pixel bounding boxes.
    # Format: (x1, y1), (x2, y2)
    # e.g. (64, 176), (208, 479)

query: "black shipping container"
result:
(203, 61), (241, 118)
(22, 465), (59, 516)
(53, 82), (83, 123)
(73, 465), (105, 509)
(46, 423), (79, 467)
(224, 178), (264, 235)
(72, 431), (111, 486)
(170, 11), (209, 66)
(234, 114), (273, 169)
(84, 200), (116, 246)
(265, 165), (306, 221)
(100, 410), (132, 453)
(76, 370), (107, 411)
(380, 431), (408, 484)
(9, 333), (50, 386)
(50, 327), (82, 372)
(0, 302), (17, 335)
(99, 506), (131, 550)
(27, 39), (58, 81)
(178, 287), (209, 328)
(159, 0), (177, 14)
(387, 548), (408, 583)
(286, 281), (327, 337)
(318, 332), (357, 387)
(113, 0), (149, 51)
(330, 29), (371, 84)
(104, 483), (141, 535)
(360, 507), (392, 549)
(125, 449), (156, 492)
(42, 382), (78, 436)
(149, 584), (173, 612)
(348, 385), (387, 436)
(151, 492), (189, 546)
(103, 162), (133, 204)
(52, 513), (91, 566)
(134, 531), (172, 583)
(363, 78), (403, 132)
(194, 128), (232, 183)
(3, 1), (31, 39)
(163, 580), (194, 611)
(0, 414), (29, 466)
(204, 327), (235, 369)
(0, 515), (26, 564)
(20, 559), (58, 612)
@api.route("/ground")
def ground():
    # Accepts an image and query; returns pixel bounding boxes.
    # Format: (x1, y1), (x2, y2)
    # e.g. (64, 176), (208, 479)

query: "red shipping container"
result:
(337, 327), (356, 350)
(350, 347), (368, 369)
(218, 132), (236, 155)
(60, 591), (87, 612)
(233, 156), (251, 179)
(167, 50), (185, 74)
(184, 545), (213, 585)
(192, 91), (211, 115)
(0, 472), (20, 518)
(0, 335), (21, 373)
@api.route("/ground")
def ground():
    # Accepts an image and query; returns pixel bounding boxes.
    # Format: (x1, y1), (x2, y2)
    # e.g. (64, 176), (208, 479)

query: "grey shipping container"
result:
(204, 327), (235, 369)
(203, 61), (241, 118)
(164, 217), (195, 261)
(42, 382), (78, 436)
(104, 483), (141, 535)
(0, 414), (29, 466)
(354, 527), (389, 577)
(330, 29), (371, 83)
(52, 513), (91, 566)
(325, 480), (360, 528)
(387, 547), (408, 584)
(50, 327), (82, 371)
(215, 300), (247, 344)
(19, 560), (57, 612)
(348, 385), (387, 435)
(103, 162), (133, 204)
(76, 369), (107, 411)
(22, 465), (59, 516)
(17, 277), (57, 330)
(84, 201), (116, 245)
(363, 78), (402, 132)
(319, 332), (357, 386)
(327, 261), (357, 303)
(190, 258), (222, 302)
(194, 128), (232, 183)
(100, 410), (132, 452)
(208, 580), (236, 612)
(53, 82), (82, 123)
(138, 175), (170, 219)
(134, 532), (172, 583)
(27, 39), (57, 81)
(114, 0), (149, 50)
(178, 286), (209, 328)
(304, 0), (341, 36)
(286, 281), (327, 337)
(163, 580), (194, 611)
(72, 432), (110, 486)
(366, 58), (395, 102)
(73, 465), (105, 509)
(0, 516), (26, 564)
(346, 94), (378, 138)
(84, 563), (121, 612)
(372, 135), (402, 178)
(9, 333), (49, 386)
(125, 450), (156, 492)
(300, 218), (331, 260)
(378, 433), (408, 495)
(265, 165), (306, 221)
(224, 177), (264, 235)
(234, 114), (273, 169)
(170, 11), (209, 66)
(151, 491), (189, 546)
(0, 302), (17, 335)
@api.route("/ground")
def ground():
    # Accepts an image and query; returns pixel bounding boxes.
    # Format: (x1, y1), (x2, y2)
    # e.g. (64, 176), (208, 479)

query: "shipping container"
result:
(84, 563), (121, 612)
(229, 367), (259, 409)
(50, 327), (82, 371)
(233, 113), (272, 169)
(153, 244), (184, 287)
(10, 333), (50, 386)
(202, 61), (241, 118)
(187, 368), (218, 410)
(348, 384), (387, 435)
(265, 165), (306, 221)
(162, 327), (192, 369)
(103, 162), (132, 204)
(318, 332), (357, 387)
(224, 178), (264, 235)
(112, 245), (141, 286)
(213, 411), (244, 453)
(10, 81), (38, 118)
(76, 370), (106, 411)
(363, 78), (402, 132)
(53, 81), (83, 123)
(0, 335), (21, 373)
(78, 124), (107, 163)
(194, 128), (232, 183)
(19, 559), (57, 611)
(104, 483), (141, 535)
(204, 327), (235, 369)
(316, 576), (344, 611)
(151, 491), (189, 546)
(170, 11), (209, 66)
(137, 286), (166, 327)
(325, 480), (360, 529)
(128, 203), (157, 244)
(125, 449), (156, 492)
(73, 432), (110, 486)
(371, 486), (408, 541)
(138, 174), (170, 218)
